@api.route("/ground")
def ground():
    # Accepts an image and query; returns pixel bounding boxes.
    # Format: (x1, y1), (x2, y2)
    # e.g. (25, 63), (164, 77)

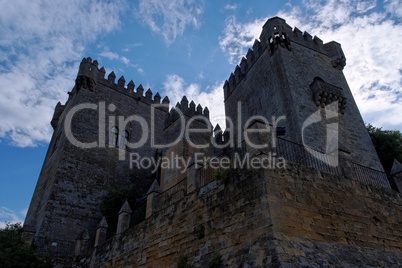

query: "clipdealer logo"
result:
(63, 100), (340, 168)
(63, 101), (286, 161)
(302, 101), (339, 167)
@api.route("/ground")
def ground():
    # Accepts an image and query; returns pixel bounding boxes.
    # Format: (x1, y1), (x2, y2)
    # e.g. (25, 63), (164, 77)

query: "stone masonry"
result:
(87, 163), (402, 267)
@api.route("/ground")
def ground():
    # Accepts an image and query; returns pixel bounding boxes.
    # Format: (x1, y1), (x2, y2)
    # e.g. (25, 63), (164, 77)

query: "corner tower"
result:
(223, 17), (389, 188)
(24, 57), (169, 265)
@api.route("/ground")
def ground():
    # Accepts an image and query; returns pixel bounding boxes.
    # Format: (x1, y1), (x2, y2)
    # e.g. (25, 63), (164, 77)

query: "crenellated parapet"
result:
(223, 17), (347, 100)
(100, 71), (165, 105)
(164, 96), (210, 128)
(75, 57), (169, 107)
(259, 17), (327, 55)
(262, 17), (346, 65)
(51, 102), (66, 130)
(223, 39), (266, 100)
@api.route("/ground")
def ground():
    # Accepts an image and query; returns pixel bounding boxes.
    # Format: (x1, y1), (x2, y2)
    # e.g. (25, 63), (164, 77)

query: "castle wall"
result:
(266, 164), (402, 266)
(224, 41), (293, 147)
(161, 110), (212, 191)
(88, 171), (277, 268)
(87, 164), (402, 267)
(24, 63), (168, 264)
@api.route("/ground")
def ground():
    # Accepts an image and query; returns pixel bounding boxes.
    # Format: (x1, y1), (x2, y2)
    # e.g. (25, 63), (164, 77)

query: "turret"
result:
(75, 57), (99, 92)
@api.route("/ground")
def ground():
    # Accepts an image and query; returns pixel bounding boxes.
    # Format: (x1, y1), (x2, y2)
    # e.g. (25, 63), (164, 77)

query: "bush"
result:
(0, 222), (53, 267)
(367, 124), (402, 175)
(207, 254), (223, 268)
(177, 255), (191, 268)
(212, 168), (232, 185)
(193, 224), (205, 239)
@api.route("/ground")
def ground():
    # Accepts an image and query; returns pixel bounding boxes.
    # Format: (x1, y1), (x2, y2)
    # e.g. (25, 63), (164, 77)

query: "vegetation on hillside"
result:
(366, 124), (402, 175)
(0, 222), (52, 268)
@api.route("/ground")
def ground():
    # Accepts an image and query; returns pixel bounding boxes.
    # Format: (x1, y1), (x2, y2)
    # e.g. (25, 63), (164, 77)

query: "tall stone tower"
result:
(23, 58), (169, 265)
(223, 17), (388, 188)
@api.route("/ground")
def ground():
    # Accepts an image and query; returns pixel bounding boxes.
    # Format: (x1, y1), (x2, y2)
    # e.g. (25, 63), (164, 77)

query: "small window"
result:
(109, 127), (119, 147)
(118, 130), (129, 148)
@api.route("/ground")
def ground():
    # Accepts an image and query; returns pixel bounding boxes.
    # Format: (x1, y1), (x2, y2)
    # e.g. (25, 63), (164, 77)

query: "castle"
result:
(23, 17), (402, 267)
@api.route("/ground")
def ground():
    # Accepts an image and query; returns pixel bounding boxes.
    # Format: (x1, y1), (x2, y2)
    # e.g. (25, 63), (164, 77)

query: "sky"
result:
(0, 0), (401, 228)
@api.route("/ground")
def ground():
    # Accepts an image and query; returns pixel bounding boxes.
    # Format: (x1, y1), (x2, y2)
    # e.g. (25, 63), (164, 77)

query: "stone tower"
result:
(23, 57), (169, 265)
(223, 17), (389, 188)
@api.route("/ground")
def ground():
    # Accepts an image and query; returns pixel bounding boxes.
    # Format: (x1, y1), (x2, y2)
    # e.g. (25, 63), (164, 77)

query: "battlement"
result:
(223, 39), (265, 100)
(259, 17), (327, 54)
(213, 123), (232, 146)
(50, 102), (66, 130)
(164, 96), (210, 128)
(224, 17), (346, 101)
(76, 57), (169, 106)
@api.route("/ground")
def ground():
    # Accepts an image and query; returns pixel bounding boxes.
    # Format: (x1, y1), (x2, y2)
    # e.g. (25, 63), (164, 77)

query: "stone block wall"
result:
(265, 164), (402, 266)
(87, 171), (277, 267)
(86, 164), (402, 267)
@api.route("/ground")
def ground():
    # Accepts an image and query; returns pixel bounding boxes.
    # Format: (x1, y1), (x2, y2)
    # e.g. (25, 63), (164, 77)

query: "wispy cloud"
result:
(99, 50), (131, 66)
(99, 49), (146, 76)
(0, 0), (126, 147)
(162, 74), (225, 128)
(224, 4), (238, 11)
(0, 207), (26, 229)
(135, 0), (204, 44)
(122, 43), (144, 52)
(219, 0), (402, 131)
(384, 0), (402, 18)
(219, 16), (267, 64)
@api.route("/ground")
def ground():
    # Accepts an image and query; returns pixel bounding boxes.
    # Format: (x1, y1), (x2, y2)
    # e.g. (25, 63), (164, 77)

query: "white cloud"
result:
(0, 207), (26, 229)
(0, 0), (126, 146)
(162, 74), (225, 128)
(99, 51), (131, 66)
(301, 0), (377, 28)
(98, 49), (146, 76)
(384, 0), (402, 18)
(219, 16), (267, 64)
(219, 1), (402, 131)
(122, 43), (144, 52)
(136, 0), (204, 44)
(137, 67), (145, 75)
(224, 4), (238, 10)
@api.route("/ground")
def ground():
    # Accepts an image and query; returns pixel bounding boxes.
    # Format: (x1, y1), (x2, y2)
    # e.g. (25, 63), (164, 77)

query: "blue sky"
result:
(0, 0), (401, 228)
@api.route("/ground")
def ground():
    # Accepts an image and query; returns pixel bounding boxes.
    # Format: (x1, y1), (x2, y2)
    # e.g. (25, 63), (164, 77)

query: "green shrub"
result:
(177, 255), (191, 268)
(0, 222), (53, 268)
(207, 254), (223, 268)
(212, 168), (231, 185)
(193, 224), (205, 239)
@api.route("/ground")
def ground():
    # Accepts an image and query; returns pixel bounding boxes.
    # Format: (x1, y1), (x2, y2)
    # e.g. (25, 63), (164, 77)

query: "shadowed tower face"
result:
(223, 16), (385, 178)
(23, 58), (169, 265)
